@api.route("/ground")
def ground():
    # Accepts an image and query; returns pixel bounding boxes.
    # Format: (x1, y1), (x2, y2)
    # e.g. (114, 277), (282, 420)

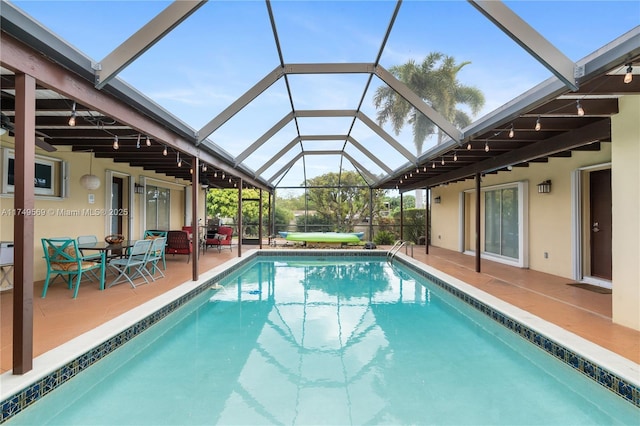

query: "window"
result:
(2, 148), (62, 196)
(145, 184), (170, 230)
(485, 187), (519, 259)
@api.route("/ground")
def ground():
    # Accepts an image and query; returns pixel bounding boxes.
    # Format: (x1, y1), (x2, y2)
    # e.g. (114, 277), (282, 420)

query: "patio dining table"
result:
(78, 240), (136, 290)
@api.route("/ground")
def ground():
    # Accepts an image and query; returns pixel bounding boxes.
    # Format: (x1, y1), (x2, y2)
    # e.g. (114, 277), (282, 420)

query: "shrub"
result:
(373, 230), (396, 245)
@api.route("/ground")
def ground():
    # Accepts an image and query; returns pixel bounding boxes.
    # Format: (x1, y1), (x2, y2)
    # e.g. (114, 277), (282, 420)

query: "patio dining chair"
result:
(41, 237), (105, 298)
(143, 230), (167, 270)
(143, 236), (166, 281)
(76, 235), (102, 262)
(107, 239), (153, 288)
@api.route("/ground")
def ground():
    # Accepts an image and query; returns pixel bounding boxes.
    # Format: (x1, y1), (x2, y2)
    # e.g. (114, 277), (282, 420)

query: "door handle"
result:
(592, 222), (600, 233)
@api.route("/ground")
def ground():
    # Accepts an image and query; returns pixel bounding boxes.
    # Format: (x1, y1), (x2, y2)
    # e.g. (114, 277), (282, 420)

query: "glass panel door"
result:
(484, 187), (519, 259)
(145, 185), (170, 230)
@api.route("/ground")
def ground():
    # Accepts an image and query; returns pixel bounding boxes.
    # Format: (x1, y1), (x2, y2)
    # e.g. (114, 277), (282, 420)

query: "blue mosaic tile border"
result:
(2, 250), (638, 423)
(392, 256), (640, 409)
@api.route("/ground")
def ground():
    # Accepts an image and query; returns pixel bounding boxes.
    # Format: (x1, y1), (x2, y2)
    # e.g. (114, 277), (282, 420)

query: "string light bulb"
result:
(467, 142), (472, 150)
(162, 145), (168, 156)
(576, 100), (584, 116)
(441, 157), (445, 165)
(423, 166), (427, 172)
(68, 102), (77, 127)
(432, 162), (436, 169)
(222, 172), (225, 179)
(177, 152), (182, 167)
(624, 64), (633, 84)
(453, 151), (458, 162)
(535, 116), (541, 131)
(112, 135), (119, 150)
(146, 136), (151, 146)
(484, 141), (490, 152)
(214, 171), (218, 178)
(508, 124), (514, 138)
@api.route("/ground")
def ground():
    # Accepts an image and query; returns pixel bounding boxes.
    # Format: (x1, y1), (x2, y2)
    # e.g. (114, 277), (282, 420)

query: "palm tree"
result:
(375, 52), (485, 152)
(373, 52), (485, 206)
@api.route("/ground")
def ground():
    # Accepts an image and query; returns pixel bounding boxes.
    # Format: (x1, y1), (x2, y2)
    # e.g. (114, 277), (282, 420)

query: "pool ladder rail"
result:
(387, 240), (407, 263)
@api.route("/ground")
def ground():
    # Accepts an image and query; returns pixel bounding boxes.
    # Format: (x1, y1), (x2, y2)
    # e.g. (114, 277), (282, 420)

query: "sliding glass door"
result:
(145, 185), (170, 231)
(485, 187), (519, 259)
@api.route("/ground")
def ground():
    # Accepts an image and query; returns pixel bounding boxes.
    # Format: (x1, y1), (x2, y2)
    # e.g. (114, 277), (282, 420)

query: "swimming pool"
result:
(3, 252), (639, 424)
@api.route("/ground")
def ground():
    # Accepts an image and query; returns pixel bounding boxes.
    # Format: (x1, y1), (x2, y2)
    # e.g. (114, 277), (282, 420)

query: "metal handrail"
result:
(387, 240), (406, 262)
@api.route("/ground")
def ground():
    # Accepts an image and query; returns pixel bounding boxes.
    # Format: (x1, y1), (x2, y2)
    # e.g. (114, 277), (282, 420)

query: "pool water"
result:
(8, 258), (640, 425)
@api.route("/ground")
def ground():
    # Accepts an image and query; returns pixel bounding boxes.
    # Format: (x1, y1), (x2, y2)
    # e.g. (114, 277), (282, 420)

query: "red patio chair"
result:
(165, 230), (192, 262)
(204, 226), (233, 252)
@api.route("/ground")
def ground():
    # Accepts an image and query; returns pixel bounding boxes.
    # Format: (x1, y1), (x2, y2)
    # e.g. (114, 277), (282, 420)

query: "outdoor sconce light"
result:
(537, 180), (552, 194)
(434, 196), (442, 204)
(134, 183), (145, 194)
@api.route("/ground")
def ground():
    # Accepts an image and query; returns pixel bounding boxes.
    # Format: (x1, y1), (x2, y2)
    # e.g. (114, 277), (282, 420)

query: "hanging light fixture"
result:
(136, 134), (141, 149)
(508, 124), (514, 138)
(484, 141), (490, 152)
(80, 150), (100, 190)
(177, 152), (182, 167)
(467, 142), (472, 150)
(163, 145), (168, 156)
(535, 116), (541, 131)
(453, 151), (458, 161)
(68, 102), (77, 127)
(576, 100), (585, 116)
(432, 162), (436, 169)
(214, 171), (218, 178)
(112, 135), (119, 150)
(441, 157), (445, 165)
(146, 136), (151, 146)
(624, 63), (633, 84)
(202, 163), (207, 172)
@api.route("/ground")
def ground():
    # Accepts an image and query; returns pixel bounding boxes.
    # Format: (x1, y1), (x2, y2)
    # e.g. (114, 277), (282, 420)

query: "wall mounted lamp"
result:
(134, 183), (145, 194)
(537, 180), (552, 194)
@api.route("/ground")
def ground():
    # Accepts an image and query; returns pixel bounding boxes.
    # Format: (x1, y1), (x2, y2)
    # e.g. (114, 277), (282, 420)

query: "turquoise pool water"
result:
(7, 257), (640, 425)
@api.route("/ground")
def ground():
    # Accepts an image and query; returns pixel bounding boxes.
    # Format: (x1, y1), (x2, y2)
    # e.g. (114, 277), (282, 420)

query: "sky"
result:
(8, 0), (640, 190)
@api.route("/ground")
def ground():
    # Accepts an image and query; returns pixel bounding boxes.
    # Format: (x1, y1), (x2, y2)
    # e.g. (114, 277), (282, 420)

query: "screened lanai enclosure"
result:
(3, 0), (637, 246)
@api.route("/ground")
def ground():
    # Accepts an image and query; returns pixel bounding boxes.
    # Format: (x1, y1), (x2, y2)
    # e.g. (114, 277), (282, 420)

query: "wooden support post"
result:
(475, 173), (481, 273)
(13, 73), (36, 374)
(192, 157), (199, 281)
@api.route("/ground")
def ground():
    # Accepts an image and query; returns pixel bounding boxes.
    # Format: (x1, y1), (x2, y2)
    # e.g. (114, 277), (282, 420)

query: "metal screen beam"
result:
(357, 112), (417, 162)
(268, 152), (303, 184)
(285, 63), (375, 74)
(95, 1), (206, 89)
(255, 137), (301, 177)
(346, 136), (393, 174)
(235, 112), (294, 164)
(343, 152), (379, 184)
(198, 66), (285, 143)
(469, 0), (578, 91)
(375, 65), (462, 144)
(295, 109), (358, 117)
